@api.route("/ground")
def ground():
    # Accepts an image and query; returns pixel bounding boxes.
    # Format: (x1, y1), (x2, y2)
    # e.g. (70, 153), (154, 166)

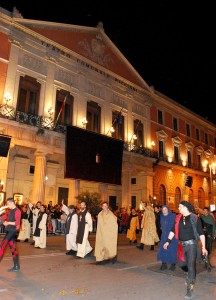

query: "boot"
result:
(170, 263), (176, 271)
(185, 283), (194, 299)
(8, 257), (20, 272)
(184, 273), (189, 286)
(133, 240), (137, 244)
(111, 255), (117, 264)
(70, 250), (77, 256)
(24, 239), (28, 243)
(136, 243), (144, 250)
(150, 245), (154, 251)
(66, 250), (73, 255)
(160, 262), (167, 270)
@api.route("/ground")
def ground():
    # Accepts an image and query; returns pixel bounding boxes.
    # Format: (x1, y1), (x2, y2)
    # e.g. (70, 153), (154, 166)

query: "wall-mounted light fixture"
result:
(42, 107), (54, 129)
(82, 117), (88, 128)
(1, 93), (14, 118)
(0, 180), (4, 191)
(48, 107), (54, 117)
(110, 126), (115, 133)
(4, 92), (12, 103)
(151, 141), (155, 147)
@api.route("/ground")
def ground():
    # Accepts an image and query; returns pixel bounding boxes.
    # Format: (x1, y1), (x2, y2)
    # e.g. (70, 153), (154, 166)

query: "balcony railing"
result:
(124, 143), (158, 159)
(0, 104), (66, 133)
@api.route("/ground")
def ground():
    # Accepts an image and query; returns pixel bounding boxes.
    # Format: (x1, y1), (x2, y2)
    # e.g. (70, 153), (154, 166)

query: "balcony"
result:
(0, 104), (66, 134)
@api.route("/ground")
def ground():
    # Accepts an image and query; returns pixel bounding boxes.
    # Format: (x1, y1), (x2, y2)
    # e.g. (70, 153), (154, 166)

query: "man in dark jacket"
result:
(163, 201), (208, 299)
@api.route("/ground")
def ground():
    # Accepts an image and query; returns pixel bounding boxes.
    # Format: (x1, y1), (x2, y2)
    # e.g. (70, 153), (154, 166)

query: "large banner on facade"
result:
(65, 125), (124, 185)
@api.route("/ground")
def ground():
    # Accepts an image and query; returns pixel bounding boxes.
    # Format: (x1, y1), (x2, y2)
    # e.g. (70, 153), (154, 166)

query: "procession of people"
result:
(0, 197), (215, 299)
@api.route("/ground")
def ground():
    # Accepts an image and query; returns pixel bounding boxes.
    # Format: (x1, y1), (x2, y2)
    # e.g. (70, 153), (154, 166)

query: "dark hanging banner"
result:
(0, 134), (11, 157)
(65, 125), (124, 185)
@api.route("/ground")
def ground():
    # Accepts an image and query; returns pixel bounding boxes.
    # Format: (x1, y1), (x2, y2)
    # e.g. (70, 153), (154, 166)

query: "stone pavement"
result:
(0, 234), (215, 300)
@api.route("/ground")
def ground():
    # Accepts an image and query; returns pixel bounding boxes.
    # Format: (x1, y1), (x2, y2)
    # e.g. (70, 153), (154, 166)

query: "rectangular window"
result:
(159, 140), (164, 158)
(186, 123), (190, 137)
(134, 119), (143, 147)
(205, 133), (208, 145)
(174, 146), (179, 163)
(173, 117), (178, 131)
(196, 128), (200, 141)
(29, 165), (35, 174)
(17, 75), (40, 115)
(86, 101), (101, 133)
(55, 90), (73, 126)
(111, 110), (124, 140)
(109, 196), (117, 211)
(187, 151), (192, 167)
(158, 110), (163, 125)
(131, 178), (136, 184)
(197, 154), (202, 170)
(58, 187), (68, 206)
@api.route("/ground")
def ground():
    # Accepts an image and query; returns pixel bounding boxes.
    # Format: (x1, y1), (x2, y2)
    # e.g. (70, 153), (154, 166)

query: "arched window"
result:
(175, 187), (181, 210)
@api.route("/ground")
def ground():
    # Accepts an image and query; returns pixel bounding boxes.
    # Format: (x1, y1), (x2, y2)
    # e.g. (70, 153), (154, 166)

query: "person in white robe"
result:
(76, 201), (93, 258)
(61, 200), (78, 255)
(17, 205), (31, 242)
(28, 200), (41, 245)
(33, 205), (47, 249)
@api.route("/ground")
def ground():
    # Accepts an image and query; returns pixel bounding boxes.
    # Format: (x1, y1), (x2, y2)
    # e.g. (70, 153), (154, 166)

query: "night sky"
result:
(1, 1), (215, 124)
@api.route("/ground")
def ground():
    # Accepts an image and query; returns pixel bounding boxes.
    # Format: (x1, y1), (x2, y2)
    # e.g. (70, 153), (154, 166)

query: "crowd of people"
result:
(0, 197), (215, 299)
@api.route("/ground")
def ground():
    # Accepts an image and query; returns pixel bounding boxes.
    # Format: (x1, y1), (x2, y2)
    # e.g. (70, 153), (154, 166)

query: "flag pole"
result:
(106, 106), (124, 136)
(53, 94), (68, 129)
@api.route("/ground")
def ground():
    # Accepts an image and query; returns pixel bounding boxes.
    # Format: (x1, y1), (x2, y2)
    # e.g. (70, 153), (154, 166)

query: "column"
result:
(121, 170), (131, 208)
(4, 42), (20, 105)
(31, 152), (47, 203)
(68, 179), (80, 205)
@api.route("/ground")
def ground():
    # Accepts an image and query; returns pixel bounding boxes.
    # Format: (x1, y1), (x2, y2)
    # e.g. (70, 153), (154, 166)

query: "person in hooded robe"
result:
(126, 208), (140, 244)
(94, 201), (118, 265)
(136, 202), (160, 251)
(157, 205), (178, 271)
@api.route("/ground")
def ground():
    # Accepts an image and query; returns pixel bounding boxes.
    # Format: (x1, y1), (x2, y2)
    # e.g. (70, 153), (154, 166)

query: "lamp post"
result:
(209, 162), (216, 208)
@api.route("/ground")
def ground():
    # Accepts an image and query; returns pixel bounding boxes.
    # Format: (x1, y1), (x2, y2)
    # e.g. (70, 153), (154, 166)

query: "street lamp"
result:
(209, 162), (216, 208)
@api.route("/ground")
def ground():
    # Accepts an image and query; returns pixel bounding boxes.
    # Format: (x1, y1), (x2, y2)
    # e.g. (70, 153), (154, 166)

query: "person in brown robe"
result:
(94, 201), (118, 265)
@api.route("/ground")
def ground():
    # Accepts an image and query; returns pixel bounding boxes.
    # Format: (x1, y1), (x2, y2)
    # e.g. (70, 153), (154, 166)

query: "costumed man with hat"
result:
(163, 200), (208, 300)
(61, 200), (78, 255)
(0, 197), (21, 272)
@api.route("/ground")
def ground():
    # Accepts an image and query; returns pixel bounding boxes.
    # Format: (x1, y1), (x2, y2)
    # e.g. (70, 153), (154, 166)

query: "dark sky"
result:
(1, 1), (215, 124)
